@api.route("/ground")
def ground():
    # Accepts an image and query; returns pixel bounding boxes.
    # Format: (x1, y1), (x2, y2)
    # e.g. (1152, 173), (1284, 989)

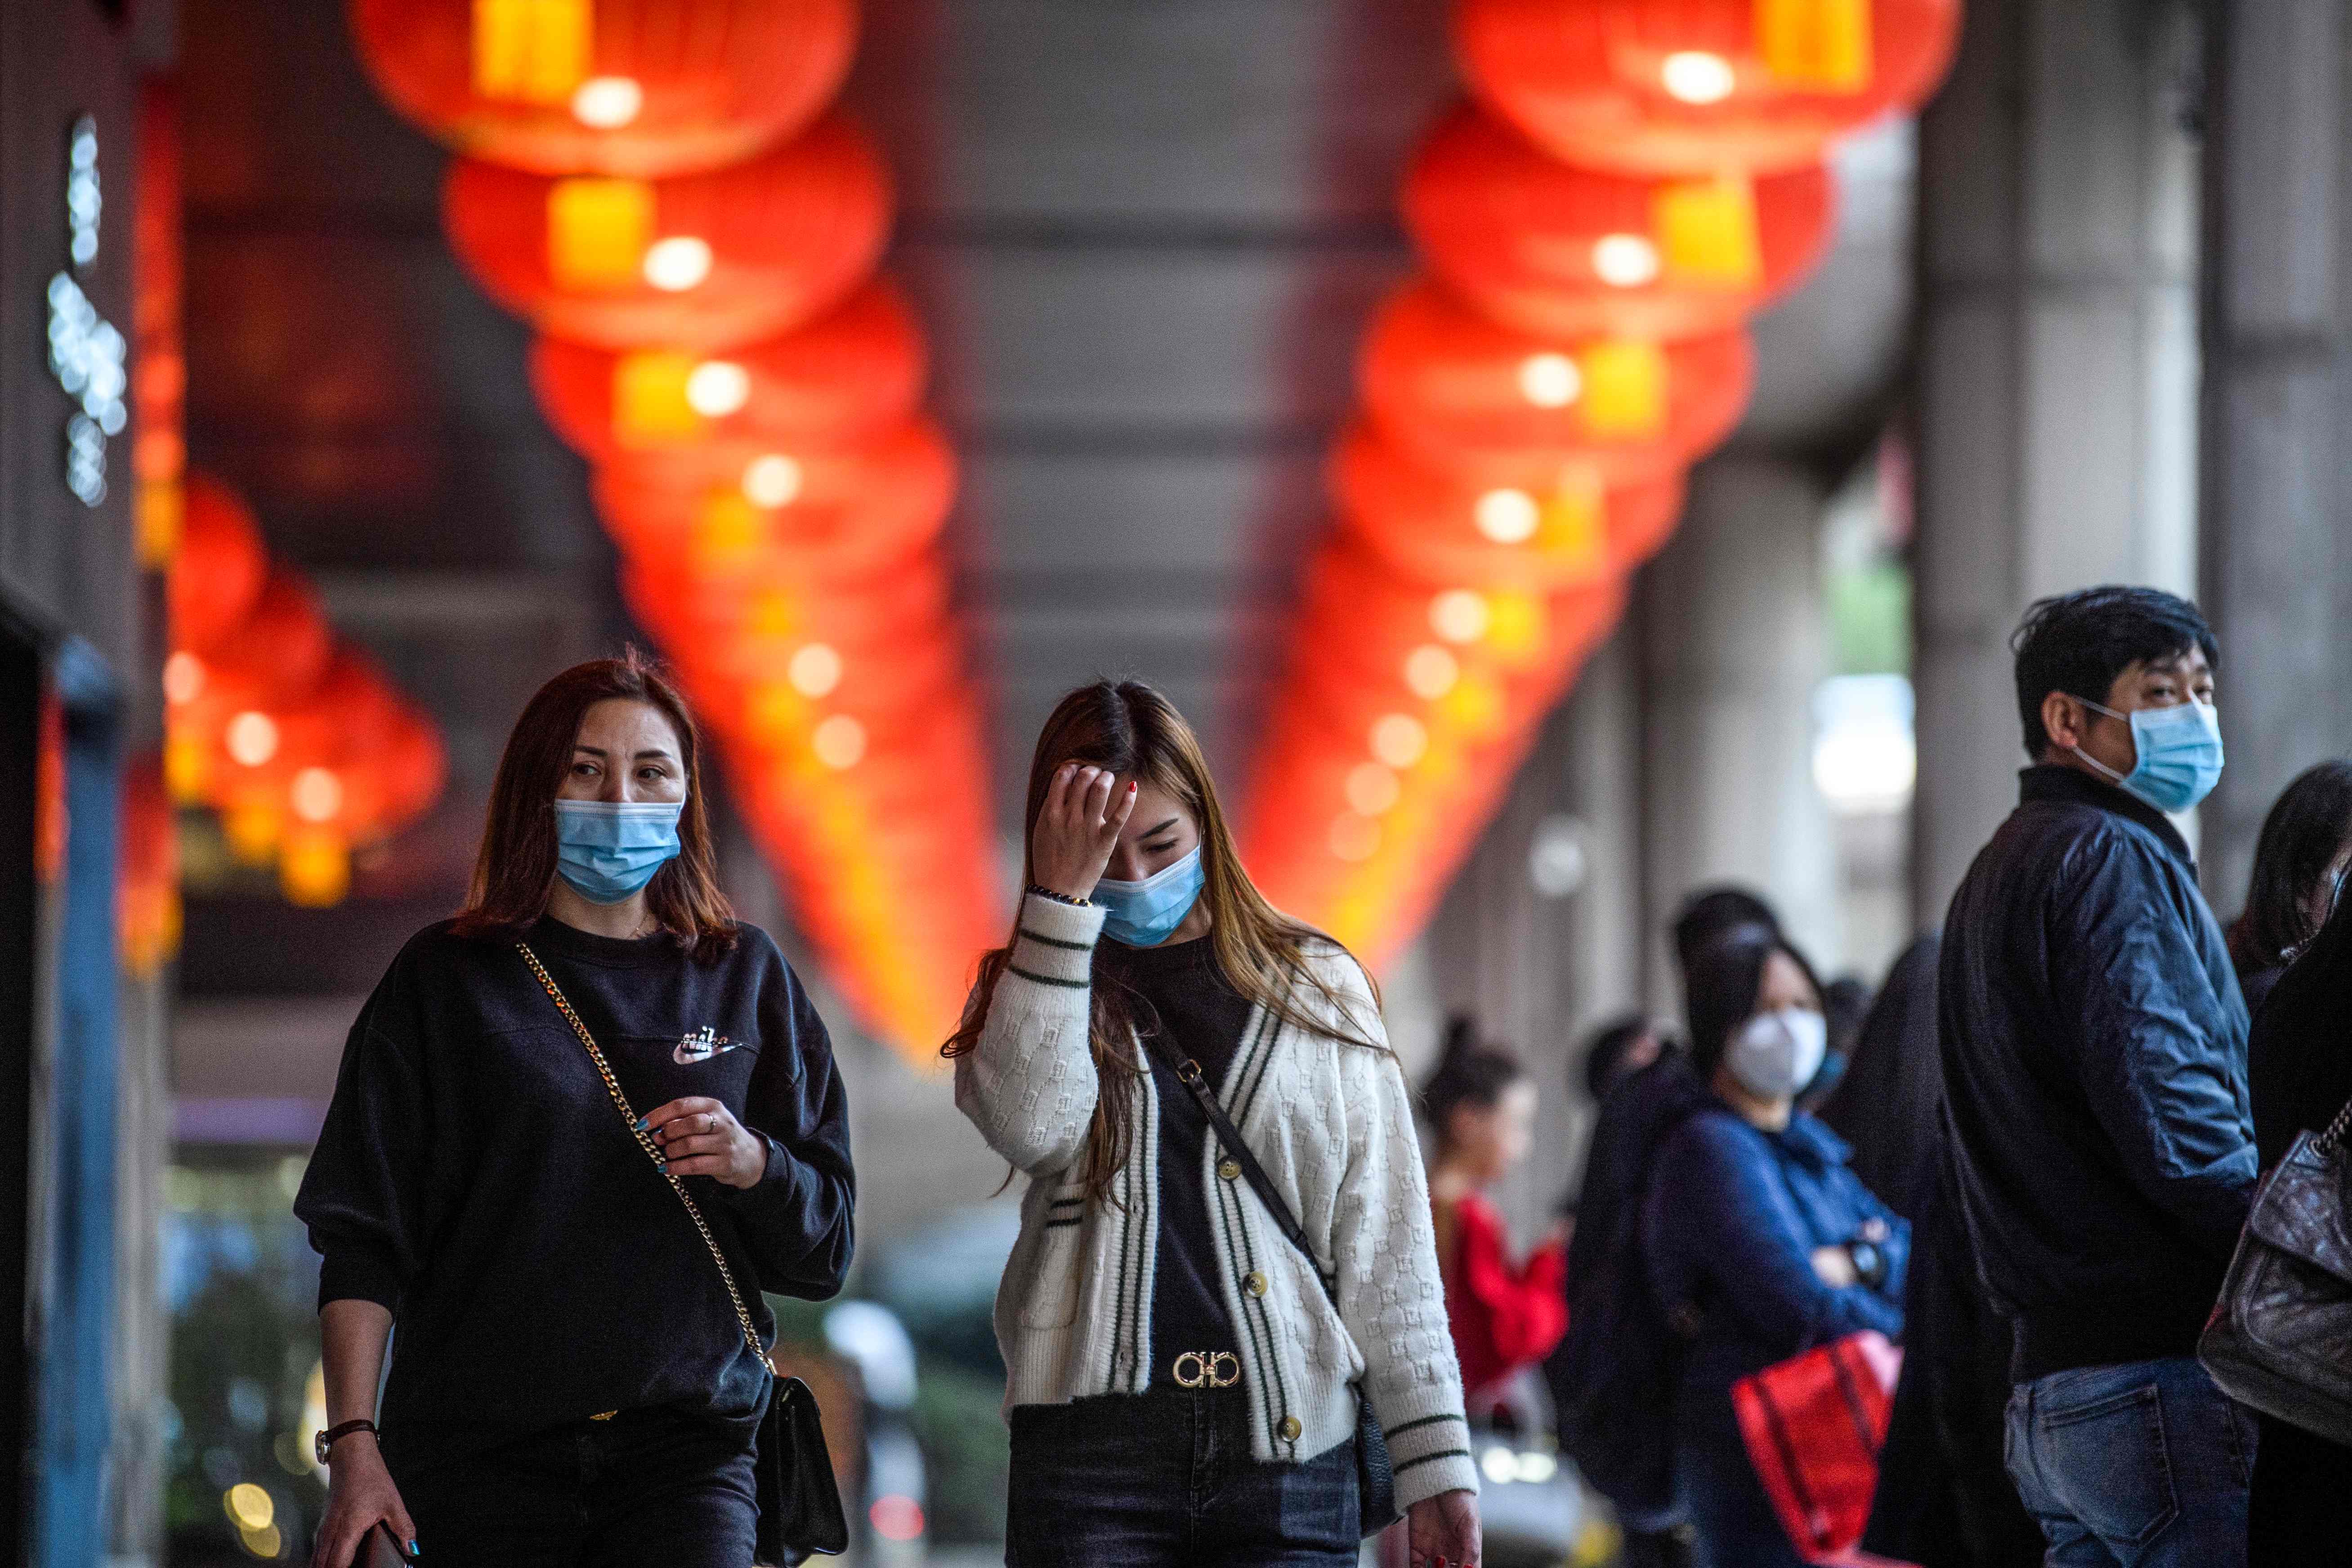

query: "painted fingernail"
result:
(409, 1542), (420, 1559)
(633, 1116), (648, 1131)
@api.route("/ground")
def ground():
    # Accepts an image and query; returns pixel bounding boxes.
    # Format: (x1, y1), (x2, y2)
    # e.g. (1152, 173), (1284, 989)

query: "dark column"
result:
(1910, 0), (2204, 922)
(2198, 0), (2352, 908)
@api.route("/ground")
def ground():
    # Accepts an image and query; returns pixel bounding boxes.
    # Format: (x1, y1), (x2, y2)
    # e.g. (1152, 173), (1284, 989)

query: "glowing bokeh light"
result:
(642, 235), (713, 291)
(1592, 233), (1662, 288)
(570, 76), (645, 129)
(1660, 51), (1737, 104)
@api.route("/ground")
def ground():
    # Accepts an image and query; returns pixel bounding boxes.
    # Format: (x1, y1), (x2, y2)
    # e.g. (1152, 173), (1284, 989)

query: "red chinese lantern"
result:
(169, 476), (268, 654)
(622, 549), (953, 651)
(169, 571), (334, 725)
(1404, 106), (1835, 341)
(1359, 281), (1752, 476)
(591, 416), (956, 581)
(530, 281), (926, 462)
(1456, 0), (1962, 177)
(1331, 424), (1686, 590)
(349, 0), (858, 178)
(206, 654), (400, 814)
(1283, 545), (1626, 704)
(666, 625), (963, 742)
(442, 114), (890, 351)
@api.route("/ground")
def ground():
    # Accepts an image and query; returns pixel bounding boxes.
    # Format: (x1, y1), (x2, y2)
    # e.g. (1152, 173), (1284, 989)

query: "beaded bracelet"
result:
(1026, 884), (1093, 908)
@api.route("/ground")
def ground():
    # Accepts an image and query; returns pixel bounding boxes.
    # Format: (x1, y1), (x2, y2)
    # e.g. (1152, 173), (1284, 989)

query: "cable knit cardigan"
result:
(953, 892), (1480, 1510)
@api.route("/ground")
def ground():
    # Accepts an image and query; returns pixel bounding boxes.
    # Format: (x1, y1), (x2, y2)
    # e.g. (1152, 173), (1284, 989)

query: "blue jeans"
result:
(390, 1405), (758, 1568)
(2003, 1356), (2257, 1567)
(1006, 1386), (1358, 1567)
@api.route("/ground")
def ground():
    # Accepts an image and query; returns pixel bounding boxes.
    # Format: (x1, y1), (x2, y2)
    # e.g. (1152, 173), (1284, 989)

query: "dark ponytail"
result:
(1422, 1014), (1527, 1142)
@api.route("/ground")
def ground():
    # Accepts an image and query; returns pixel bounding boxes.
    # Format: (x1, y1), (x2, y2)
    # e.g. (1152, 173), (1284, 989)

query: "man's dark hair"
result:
(2009, 586), (2219, 758)
(1671, 885), (1781, 974)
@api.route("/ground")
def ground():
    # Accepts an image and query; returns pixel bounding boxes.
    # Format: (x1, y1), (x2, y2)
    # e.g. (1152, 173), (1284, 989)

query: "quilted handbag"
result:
(2200, 1098), (2352, 1445)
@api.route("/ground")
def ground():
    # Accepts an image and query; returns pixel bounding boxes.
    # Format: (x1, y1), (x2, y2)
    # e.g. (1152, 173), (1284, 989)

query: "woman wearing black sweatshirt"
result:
(295, 654), (854, 1568)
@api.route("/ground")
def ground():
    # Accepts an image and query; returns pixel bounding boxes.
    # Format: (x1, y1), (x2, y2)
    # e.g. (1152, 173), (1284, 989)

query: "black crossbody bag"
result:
(1138, 1027), (1401, 1537)
(519, 943), (849, 1567)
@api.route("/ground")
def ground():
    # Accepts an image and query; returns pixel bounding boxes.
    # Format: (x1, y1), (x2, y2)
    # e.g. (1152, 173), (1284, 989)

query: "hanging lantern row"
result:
(165, 476), (448, 908)
(134, 78), (184, 570)
(352, 0), (1001, 1054)
(1239, 0), (1961, 964)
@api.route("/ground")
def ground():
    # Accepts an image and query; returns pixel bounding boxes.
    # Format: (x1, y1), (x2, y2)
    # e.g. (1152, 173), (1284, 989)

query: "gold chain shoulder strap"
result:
(516, 942), (764, 1360)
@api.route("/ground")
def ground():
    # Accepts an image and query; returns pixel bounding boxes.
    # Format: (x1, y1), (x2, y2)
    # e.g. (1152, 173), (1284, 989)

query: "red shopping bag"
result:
(1730, 1330), (1904, 1565)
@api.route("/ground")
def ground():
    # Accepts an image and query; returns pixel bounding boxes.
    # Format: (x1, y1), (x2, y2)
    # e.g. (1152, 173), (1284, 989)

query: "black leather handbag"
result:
(2199, 1094), (2352, 1444)
(1140, 1030), (1400, 1537)
(519, 944), (850, 1565)
(757, 1376), (850, 1567)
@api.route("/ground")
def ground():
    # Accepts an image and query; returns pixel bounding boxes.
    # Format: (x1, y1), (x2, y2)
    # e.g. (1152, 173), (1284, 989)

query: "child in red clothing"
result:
(1422, 1018), (1569, 1407)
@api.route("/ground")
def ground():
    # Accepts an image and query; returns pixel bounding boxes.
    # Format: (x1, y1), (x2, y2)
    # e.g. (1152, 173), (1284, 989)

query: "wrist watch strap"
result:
(315, 1418), (378, 1465)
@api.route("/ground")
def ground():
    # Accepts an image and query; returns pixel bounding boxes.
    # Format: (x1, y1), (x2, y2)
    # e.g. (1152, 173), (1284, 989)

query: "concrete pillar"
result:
(1410, 628), (1648, 1235)
(2198, 1), (2352, 909)
(1910, 0), (2203, 924)
(1640, 454), (1841, 990)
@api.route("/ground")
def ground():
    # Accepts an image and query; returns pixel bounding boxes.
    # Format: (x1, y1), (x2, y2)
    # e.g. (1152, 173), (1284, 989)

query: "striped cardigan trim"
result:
(1016, 926), (1092, 951)
(1007, 965), (1087, 988)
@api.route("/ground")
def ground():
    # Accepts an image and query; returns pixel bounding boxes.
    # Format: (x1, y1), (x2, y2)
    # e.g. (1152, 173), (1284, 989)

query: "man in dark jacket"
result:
(1938, 585), (2257, 1568)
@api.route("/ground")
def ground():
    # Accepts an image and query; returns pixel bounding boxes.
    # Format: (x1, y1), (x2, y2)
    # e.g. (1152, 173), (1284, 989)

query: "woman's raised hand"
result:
(1029, 763), (1137, 902)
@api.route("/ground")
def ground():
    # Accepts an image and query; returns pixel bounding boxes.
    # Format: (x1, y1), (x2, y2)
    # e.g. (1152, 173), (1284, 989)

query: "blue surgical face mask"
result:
(552, 799), (684, 905)
(1094, 846), (1206, 947)
(2072, 697), (2225, 815)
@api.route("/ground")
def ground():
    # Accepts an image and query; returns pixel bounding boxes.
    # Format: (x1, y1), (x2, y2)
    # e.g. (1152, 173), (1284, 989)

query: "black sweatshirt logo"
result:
(672, 1026), (743, 1065)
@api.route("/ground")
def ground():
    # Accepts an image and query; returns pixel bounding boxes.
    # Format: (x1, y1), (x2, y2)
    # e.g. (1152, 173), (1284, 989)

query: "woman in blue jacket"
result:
(1642, 927), (1909, 1568)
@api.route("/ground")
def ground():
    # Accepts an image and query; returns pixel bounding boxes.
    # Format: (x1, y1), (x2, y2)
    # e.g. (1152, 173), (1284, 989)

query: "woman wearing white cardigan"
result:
(947, 680), (1482, 1568)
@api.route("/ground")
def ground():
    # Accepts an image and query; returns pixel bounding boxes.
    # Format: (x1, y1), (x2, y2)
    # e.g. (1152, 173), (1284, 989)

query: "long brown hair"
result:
(943, 679), (1380, 1203)
(452, 651), (738, 955)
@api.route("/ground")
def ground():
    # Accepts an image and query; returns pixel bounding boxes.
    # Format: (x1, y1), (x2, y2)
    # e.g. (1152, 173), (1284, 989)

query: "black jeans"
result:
(391, 1406), (759, 1568)
(1006, 1386), (1358, 1568)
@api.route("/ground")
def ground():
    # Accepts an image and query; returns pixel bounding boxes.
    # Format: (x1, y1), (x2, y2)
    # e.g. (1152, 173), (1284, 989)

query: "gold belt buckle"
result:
(1172, 1351), (1240, 1389)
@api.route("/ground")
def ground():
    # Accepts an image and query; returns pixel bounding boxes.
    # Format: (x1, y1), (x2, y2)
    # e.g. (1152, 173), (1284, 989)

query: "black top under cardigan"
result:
(295, 916), (854, 1462)
(1096, 933), (1250, 1386)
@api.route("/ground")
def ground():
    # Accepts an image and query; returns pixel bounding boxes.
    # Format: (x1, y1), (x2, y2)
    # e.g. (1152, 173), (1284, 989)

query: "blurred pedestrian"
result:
(1581, 1013), (1669, 1103)
(1937, 586), (2257, 1568)
(1669, 884), (1780, 977)
(1552, 1016), (1707, 1568)
(1798, 974), (1870, 1113)
(1422, 1017), (1568, 1412)
(1819, 935), (1941, 1216)
(296, 653), (855, 1568)
(1642, 928), (1908, 1568)
(948, 680), (1480, 1568)
(2225, 758), (2352, 1015)
(1844, 934), (2044, 1568)
(2244, 880), (2352, 1562)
